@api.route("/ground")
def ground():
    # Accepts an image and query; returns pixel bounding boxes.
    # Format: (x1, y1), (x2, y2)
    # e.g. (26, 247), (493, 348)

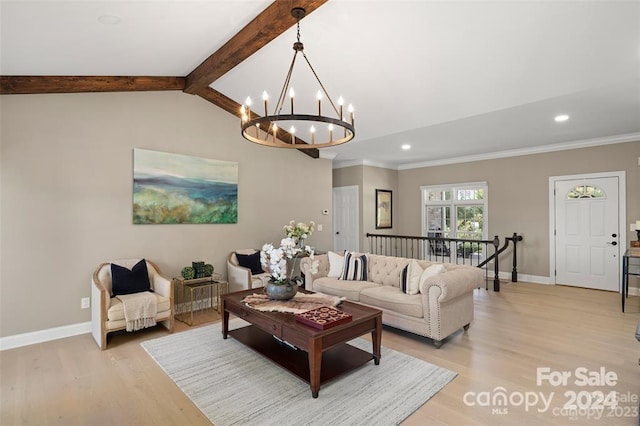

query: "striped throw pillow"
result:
(400, 259), (424, 295)
(400, 264), (410, 293)
(339, 252), (368, 281)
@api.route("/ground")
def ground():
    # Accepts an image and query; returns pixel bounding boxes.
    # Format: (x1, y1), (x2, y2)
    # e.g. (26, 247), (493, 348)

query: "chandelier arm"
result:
(301, 51), (341, 117)
(275, 51), (299, 116)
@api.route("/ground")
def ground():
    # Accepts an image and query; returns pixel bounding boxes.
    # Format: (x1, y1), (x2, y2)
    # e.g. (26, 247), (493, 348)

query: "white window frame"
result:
(420, 181), (489, 241)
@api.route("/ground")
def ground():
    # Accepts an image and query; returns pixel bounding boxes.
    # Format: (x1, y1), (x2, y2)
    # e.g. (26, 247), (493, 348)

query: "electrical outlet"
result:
(81, 297), (90, 309)
(318, 224), (323, 231)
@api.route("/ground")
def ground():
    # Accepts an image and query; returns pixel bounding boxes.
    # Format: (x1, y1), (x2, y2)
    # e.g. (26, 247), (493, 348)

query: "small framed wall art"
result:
(375, 189), (392, 229)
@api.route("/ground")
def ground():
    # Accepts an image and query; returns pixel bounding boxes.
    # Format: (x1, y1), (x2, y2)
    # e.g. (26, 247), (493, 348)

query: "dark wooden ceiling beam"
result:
(184, 0), (328, 94)
(0, 76), (185, 94)
(197, 87), (319, 159)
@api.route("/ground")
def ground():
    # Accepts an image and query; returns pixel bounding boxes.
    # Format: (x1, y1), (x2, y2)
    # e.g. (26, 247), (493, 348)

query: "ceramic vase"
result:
(265, 281), (298, 300)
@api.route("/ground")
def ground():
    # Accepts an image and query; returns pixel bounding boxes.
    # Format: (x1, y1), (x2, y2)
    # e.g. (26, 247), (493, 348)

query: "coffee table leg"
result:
(222, 300), (229, 339)
(372, 315), (382, 365)
(309, 338), (322, 398)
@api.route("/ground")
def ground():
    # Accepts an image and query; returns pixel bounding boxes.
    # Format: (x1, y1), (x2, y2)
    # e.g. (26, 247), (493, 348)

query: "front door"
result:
(554, 176), (620, 291)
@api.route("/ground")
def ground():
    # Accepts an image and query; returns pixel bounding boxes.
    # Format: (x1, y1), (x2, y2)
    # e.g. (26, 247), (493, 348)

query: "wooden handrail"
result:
(366, 233), (523, 292)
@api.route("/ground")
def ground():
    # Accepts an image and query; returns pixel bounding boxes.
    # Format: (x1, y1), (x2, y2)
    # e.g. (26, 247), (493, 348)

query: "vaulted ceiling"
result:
(1, 1), (639, 169)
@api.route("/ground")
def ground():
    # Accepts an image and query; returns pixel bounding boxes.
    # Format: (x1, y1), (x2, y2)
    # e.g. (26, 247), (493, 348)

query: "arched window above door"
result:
(566, 185), (605, 199)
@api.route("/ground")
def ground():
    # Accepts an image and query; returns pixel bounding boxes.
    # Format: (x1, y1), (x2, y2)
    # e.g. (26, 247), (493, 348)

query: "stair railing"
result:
(366, 233), (523, 291)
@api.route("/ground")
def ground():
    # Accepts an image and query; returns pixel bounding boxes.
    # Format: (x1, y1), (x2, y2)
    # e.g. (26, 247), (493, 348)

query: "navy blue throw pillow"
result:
(236, 251), (264, 275)
(111, 259), (151, 296)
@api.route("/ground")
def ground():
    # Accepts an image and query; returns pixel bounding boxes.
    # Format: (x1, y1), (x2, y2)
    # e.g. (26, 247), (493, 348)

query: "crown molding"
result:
(319, 151), (338, 160)
(397, 132), (640, 170)
(332, 159), (399, 170)
(331, 132), (640, 170)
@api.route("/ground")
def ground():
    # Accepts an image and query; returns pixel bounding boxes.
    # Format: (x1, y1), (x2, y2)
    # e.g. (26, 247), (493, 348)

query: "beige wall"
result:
(397, 141), (640, 278)
(332, 142), (639, 281)
(0, 91), (333, 337)
(333, 165), (398, 249)
(363, 166), (398, 243)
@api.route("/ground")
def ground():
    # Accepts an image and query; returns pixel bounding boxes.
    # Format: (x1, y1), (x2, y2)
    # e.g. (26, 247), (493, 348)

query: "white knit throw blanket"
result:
(116, 292), (157, 332)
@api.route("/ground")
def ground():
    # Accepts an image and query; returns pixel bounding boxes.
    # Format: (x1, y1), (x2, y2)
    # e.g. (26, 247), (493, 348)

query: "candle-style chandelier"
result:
(240, 7), (355, 149)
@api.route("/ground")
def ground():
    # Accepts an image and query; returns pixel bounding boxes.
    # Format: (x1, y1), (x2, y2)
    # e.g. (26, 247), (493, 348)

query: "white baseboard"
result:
(500, 272), (551, 284)
(1, 278), (635, 351)
(497, 272), (640, 296)
(0, 321), (91, 351)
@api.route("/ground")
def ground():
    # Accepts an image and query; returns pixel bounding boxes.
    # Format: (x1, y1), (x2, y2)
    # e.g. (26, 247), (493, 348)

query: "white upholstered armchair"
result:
(227, 249), (270, 293)
(91, 258), (173, 350)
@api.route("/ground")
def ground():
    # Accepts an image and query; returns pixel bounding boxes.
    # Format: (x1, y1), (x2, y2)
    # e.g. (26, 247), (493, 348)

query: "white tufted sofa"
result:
(300, 253), (483, 348)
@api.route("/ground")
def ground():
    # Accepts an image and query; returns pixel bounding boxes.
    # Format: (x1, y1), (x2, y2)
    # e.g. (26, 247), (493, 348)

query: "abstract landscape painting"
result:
(133, 149), (238, 224)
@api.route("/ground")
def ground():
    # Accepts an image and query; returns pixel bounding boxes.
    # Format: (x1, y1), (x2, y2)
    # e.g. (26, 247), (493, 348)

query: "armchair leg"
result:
(463, 323), (470, 331)
(433, 339), (443, 349)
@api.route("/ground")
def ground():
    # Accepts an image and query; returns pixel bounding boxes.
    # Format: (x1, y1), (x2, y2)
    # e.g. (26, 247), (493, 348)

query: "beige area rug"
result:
(141, 319), (457, 426)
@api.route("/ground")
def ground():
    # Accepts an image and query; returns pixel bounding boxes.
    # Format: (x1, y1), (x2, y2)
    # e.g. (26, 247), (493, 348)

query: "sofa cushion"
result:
(340, 252), (368, 281)
(312, 277), (379, 302)
(418, 264), (447, 293)
(107, 293), (171, 322)
(327, 251), (345, 278)
(367, 254), (412, 286)
(111, 259), (151, 296)
(360, 286), (424, 318)
(236, 251), (263, 275)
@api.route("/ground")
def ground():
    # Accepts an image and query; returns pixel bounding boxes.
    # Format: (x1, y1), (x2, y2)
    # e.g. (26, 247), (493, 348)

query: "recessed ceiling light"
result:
(401, 144), (411, 150)
(554, 114), (569, 122)
(98, 15), (121, 25)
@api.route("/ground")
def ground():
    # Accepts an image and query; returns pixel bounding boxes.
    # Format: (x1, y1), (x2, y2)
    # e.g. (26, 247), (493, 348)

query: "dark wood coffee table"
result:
(222, 289), (382, 398)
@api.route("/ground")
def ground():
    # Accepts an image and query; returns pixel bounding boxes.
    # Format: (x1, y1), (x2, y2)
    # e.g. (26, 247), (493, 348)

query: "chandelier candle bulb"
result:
(262, 91), (269, 115)
(338, 96), (344, 120)
(289, 88), (295, 114)
(272, 123), (278, 142)
(289, 126), (296, 144)
(245, 96), (252, 119)
(349, 104), (354, 125)
(328, 124), (334, 142)
(310, 125), (316, 144)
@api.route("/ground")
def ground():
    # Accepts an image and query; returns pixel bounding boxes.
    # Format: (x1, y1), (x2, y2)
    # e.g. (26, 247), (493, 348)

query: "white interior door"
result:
(333, 186), (359, 252)
(554, 176), (620, 291)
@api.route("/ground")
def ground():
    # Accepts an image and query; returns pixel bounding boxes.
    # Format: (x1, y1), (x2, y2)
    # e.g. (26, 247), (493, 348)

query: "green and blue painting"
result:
(133, 149), (238, 224)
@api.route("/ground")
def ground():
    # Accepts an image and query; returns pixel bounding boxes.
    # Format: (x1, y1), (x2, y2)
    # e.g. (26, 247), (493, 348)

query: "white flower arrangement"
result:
(283, 220), (315, 242)
(261, 237), (318, 285)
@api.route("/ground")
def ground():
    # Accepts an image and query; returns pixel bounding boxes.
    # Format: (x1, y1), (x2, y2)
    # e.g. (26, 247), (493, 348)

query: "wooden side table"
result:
(173, 275), (229, 325)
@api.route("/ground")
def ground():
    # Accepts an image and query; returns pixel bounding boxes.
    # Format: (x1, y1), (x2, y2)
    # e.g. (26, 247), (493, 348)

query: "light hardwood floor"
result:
(2, 282), (639, 425)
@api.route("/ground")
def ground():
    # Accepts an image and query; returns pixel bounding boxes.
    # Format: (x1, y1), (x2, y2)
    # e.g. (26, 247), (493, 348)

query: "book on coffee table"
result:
(295, 306), (353, 330)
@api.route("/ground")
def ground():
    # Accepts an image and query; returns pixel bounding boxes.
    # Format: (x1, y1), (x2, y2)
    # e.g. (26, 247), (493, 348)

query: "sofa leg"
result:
(463, 323), (470, 331)
(433, 339), (443, 349)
